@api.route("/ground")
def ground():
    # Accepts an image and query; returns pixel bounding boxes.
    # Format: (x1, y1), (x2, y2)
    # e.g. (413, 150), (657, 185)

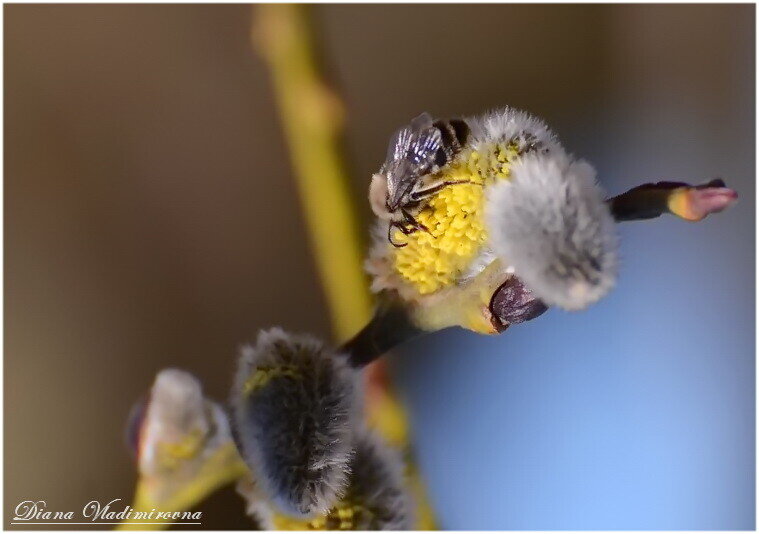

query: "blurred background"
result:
(5, 4), (754, 530)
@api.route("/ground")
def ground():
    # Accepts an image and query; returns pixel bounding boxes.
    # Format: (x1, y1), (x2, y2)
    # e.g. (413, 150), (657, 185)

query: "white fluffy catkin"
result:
(468, 106), (562, 154)
(485, 150), (618, 311)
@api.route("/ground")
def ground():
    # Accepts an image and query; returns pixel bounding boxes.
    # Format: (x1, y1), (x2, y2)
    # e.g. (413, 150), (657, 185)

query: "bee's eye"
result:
(408, 150), (425, 165)
(434, 148), (448, 167)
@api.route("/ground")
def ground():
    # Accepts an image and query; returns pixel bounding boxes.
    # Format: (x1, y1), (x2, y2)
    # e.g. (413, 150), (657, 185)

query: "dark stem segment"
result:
(340, 298), (425, 368)
(607, 178), (735, 222)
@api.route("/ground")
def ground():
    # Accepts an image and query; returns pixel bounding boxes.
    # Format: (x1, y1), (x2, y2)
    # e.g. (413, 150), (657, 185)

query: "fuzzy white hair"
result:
(468, 106), (562, 153)
(485, 151), (617, 311)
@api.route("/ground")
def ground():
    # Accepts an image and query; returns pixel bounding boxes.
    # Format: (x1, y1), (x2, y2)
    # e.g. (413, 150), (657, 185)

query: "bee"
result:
(369, 112), (473, 247)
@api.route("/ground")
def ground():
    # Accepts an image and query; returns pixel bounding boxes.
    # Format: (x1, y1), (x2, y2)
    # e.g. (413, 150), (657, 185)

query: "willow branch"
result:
(254, 4), (437, 528)
(342, 179), (739, 368)
(254, 4), (370, 342)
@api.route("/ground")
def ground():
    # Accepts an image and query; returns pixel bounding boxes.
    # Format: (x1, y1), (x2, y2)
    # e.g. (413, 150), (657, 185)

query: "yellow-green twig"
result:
(117, 443), (248, 531)
(255, 4), (371, 342)
(254, 5), (437, 528)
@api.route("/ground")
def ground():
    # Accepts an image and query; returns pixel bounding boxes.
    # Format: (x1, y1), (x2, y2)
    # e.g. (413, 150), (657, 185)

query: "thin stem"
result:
(341, 299), (426, 368)
(255, 4), (371, 342)
(116, 443), (248, 531)
(341, 177), (740, 367)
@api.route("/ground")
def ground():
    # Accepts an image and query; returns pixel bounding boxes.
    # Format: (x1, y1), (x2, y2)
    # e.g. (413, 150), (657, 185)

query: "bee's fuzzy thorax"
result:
(231, 328), (361, 518)
(484, 150), (618, 310)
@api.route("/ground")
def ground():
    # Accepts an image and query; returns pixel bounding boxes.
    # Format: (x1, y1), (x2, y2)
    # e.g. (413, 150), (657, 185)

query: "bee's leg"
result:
(401, 209), (432, 236)
(387, 222), (408, 248)
(409, 179), (481, 201)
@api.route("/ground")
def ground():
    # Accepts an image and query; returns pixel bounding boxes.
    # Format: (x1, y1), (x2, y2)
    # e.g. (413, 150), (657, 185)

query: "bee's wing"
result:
(407, 125), (442, 166)
(386, 124), (414, 163)
(386, 112), (436, 163)
(409, 111), (435, 131)
(384, 114), (442, 208)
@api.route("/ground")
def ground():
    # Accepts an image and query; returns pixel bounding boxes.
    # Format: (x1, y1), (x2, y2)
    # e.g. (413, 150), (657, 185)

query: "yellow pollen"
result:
(271, 496), (367, 530)
(392, 144), (520, 294)
(156, 427), (207, 469)
(243, 366), (302, 396)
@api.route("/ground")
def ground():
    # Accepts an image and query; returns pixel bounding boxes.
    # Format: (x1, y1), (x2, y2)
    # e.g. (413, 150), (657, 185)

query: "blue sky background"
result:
(391, 12), (754, 529)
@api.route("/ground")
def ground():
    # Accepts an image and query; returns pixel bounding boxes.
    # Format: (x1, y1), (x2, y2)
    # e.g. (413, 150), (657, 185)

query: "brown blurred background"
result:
(5, 4), (754, 530)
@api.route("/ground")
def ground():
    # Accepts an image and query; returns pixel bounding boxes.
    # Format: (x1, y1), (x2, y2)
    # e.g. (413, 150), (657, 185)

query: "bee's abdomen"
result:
(433, 118), (470, 165)
(449, 119), (470, 147)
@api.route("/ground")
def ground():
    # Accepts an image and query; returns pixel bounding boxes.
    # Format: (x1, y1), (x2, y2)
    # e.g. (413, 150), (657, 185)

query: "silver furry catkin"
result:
(343, 428), (414, 530)
(231, 328), (361, 518)
(485, 150), (618, 310)
(469, 106), (561, 156)
(237, 427), (414, 530)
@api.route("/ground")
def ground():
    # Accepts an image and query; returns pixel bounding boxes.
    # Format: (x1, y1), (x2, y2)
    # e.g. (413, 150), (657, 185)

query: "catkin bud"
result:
(124, 369), (246, 509)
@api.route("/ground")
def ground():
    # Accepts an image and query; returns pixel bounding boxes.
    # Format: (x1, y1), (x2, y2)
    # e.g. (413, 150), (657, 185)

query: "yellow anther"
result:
(391, 144), (520, 295)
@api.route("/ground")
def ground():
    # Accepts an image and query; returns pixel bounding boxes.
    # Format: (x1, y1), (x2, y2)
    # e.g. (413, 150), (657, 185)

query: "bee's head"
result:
(382, 158), (424, 211)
